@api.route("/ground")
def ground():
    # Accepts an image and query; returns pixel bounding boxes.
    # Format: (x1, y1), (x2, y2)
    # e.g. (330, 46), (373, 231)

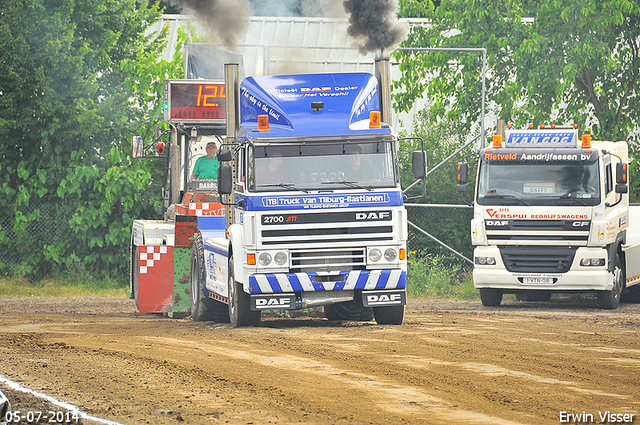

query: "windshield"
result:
(477, 149), (601, 206)
(247, 140), (398, 192)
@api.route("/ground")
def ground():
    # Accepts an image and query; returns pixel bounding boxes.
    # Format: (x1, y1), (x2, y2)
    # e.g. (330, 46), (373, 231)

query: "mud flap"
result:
(362, 289), (406, 307)
(251, 294), (298, 311)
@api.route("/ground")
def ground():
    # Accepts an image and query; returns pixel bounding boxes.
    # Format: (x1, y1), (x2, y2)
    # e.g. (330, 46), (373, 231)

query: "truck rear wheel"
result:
(324, 300), (374, 321)
(597, 252), (623, 309)
(479, 288), (503, 306)
(622, 286), (640, 303)
(373, 305), (405, 325)
(228, 255), (261, 327)
(190, 234), (229, 322)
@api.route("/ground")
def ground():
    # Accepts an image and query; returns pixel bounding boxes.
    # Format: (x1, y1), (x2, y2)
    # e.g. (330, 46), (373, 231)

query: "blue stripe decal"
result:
(308, 273), (325, 291)
(354, 271), (370, 290)
(332, 271), (350, 290)
(332, 281), (345, 290)
(397, 270), (407, 288)
(266, 274), (283, 292)
(248, 276), (262, 293)
(203, 243), (228, 257)
(244, 190), (403, 211)
(375, 270), (391, 289)
(288, 274), (304, 292)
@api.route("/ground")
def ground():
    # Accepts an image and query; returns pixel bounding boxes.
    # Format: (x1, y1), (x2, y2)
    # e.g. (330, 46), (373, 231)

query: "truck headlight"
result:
(274, 252), (288, 266)
(580, 258), (605, 266)
(369, 248), (382, 262)
(475, 256), (496, 265)
(384, 248), (397, 262)
(259, 252), (272, 266)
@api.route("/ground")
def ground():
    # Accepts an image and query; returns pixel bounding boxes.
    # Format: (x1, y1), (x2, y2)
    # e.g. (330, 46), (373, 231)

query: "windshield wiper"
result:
(483, 193), (530, 206)
(556, 192), (588, 206)
(322, 180), (373, 191)
(258, 183), (309, 193)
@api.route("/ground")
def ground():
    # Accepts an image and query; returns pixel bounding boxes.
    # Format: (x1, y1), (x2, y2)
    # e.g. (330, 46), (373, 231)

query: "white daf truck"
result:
(458, 126), (640, 309)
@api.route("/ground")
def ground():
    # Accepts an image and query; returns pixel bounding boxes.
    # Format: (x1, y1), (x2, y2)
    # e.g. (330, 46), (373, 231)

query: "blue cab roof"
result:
(237, 73), (391, 140)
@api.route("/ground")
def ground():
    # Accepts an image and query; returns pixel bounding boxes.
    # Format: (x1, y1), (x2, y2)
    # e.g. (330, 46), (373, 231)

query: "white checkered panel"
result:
(139, 246), (169, 274)
(188, 203), (225, 216)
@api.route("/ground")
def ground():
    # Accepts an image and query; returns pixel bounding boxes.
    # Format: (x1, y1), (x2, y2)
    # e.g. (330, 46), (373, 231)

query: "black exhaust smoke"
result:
(343, 0), (407, 55)
(168, 0), (250, 47)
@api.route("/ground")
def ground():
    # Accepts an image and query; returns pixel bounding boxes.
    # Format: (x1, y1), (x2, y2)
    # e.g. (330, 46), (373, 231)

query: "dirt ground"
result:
(1, 295), (639, 425)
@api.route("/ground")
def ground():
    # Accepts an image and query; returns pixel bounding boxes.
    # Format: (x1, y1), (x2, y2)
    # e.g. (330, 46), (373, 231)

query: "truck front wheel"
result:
(479, 288), (503, 306)
(190, 234), (229, 322)
(228, 255), (261, 327)
(597, 252), (624, 309)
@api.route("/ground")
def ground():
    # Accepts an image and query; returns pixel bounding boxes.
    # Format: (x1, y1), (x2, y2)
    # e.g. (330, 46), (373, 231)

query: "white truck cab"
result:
(460, 127), (640, 308)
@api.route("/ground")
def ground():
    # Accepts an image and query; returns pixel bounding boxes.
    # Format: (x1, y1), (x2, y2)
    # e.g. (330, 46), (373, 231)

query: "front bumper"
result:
(248, 269), (406, 294)
(473, 246), (613, 292)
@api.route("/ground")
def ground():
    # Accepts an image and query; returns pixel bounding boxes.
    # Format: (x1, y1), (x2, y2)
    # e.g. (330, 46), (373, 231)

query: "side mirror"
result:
(218, 165), (233, 195)
(457, 162), (469, 193)
(132, 136), (143, 158)
(616, 162), (628, 194)
(217, 148), (232, 162)
(616, 162), (628, 184)
(412, 151), (427, 180)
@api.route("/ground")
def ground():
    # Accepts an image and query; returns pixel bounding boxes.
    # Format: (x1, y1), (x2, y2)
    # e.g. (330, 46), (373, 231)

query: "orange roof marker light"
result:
(581, 134), (591, 149)
(492, 134), (503, 148)
(258, 114), (270, 132)
(369, 111), (381, 128)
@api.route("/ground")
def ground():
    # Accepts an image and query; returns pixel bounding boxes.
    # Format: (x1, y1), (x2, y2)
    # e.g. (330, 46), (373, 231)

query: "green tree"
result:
(399, 110), (476, 262)
(396, 0), (640, 197)
(396, 0), (640, 141)
(0, 0), (182, 277)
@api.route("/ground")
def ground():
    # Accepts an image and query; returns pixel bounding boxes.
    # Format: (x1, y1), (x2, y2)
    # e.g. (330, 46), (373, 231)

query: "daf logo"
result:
(356, 211), (390, 220)
(366, 293), (403, 304)
(572, 221), (590, 227)
(486, 220), (509, 226)
(301, 86), (331, 93)
(256, 298), (291, 308)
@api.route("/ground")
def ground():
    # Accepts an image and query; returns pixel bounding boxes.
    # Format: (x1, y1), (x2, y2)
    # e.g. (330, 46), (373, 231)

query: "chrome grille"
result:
(291, 248), (365, 273)
(499, 246), (578, 273)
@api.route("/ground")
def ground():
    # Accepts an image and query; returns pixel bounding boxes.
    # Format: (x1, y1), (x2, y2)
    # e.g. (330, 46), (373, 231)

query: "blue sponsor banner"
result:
(505, 130), (577, 148)
(243, 190), (403, 211)
(239, 73), (390, 138)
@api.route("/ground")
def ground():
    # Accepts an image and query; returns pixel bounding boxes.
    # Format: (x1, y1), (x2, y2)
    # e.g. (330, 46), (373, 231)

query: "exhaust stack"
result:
(225, 63), (240, 142)
(374, 54), (392, 126)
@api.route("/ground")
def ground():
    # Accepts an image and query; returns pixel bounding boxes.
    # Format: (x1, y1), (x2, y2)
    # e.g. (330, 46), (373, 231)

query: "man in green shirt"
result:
(191, 142), (220, 180)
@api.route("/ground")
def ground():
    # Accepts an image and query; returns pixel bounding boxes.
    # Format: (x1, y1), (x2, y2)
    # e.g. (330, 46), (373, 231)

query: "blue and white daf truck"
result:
(459, 126), (640, 309)
(188, 62), (421, 327)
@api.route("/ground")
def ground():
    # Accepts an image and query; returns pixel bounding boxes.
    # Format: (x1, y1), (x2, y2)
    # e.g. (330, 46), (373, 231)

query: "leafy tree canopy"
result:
(396, 0), (640, 146)
(0, 0), (184, 277)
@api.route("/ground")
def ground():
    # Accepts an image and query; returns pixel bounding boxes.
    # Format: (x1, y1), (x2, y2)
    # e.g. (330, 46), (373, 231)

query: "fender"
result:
(607, 230), (626, 273)
(227, 222), (249, 285)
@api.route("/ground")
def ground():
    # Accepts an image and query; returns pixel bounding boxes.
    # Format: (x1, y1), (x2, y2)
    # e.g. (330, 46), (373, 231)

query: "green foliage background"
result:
(3, 0), (640, 284)
(396, 0), (640, 199)
(0, 0), (183, 278)
(399, 109), (476, 269)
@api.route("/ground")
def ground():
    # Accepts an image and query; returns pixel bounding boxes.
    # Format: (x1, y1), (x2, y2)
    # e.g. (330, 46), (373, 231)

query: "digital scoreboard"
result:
(163, 79), (226, 124)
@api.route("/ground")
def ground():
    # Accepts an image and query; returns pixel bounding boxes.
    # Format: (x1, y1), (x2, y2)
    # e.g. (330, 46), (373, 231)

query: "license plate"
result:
(523, 277), (553, 284)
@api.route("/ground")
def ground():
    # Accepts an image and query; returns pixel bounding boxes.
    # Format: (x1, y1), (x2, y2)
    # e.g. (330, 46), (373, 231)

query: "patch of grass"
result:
(0, 275), (128, 297)
(407, 251), (477, 300)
